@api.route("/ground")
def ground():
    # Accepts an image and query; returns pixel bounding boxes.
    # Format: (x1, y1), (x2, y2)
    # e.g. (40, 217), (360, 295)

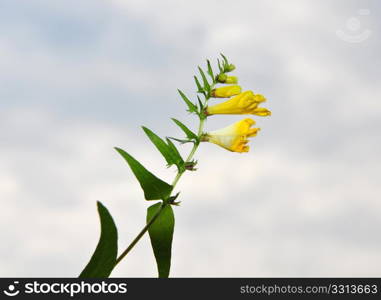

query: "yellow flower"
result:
(202, 118), (260, 153)
(206, 91), (271, 116)
(211, 85), (241, 98)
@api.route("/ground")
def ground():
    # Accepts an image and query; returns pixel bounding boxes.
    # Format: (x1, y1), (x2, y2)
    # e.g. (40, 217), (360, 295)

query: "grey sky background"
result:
(1, 0), (380, 277)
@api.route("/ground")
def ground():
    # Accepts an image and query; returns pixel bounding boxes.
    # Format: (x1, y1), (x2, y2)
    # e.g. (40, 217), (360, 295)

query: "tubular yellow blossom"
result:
(206, 91), (271, 116)
(211, 85), (241, 98)
(202, 118), (260, 153)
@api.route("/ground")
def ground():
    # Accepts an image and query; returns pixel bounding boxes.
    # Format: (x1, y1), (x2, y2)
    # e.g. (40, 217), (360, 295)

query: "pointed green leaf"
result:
(79, 201), (118, 278)
(220, 53), (229, 65)
(207, 59), (215, 83)
(142, 126), (176, 166)
(194, 75), (204, 94)
(167, 136), (193, 144)
(165, 138), (185, 172)
(197, 96), (204, 111)
(142, 126), (182, 168)
(171, 118), (198, 141)
(147, 203), (175, 278)
(177, 89), (197, 113)
(115, 147), (172, 200)
(166, 138), (183, 162)
(198, 66), (210, 91)
(217, 58), (223, 73)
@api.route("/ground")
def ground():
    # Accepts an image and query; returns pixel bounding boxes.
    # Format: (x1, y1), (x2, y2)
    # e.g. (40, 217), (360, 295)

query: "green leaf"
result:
(142, 126), (183, 169)
(166, 138), (184, 163)
(79, 201), (118, 278)
(147, 203), (175, 278)
(115, 147), (172, 200)
(207, 59), (215, 83)
(198, 66), (210, 92)
(167, 136), (193, 144)
(220, 53), (229, 65)
(197, 96), (203, 110)
(177, 89), (197, 113)
(217, 58), (223, 73)
(171, 118), (198, 141)
(194, 76), (204, 94)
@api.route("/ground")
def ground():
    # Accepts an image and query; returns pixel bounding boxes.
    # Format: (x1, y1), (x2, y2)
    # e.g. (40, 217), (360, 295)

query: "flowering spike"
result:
(95, 54), (272, 279)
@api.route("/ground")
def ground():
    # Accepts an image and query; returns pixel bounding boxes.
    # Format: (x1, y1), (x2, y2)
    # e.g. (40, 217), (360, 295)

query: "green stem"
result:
(113, 81), (215, 270)
(114, 202), (166, 267)
(170, 117), (206, 189)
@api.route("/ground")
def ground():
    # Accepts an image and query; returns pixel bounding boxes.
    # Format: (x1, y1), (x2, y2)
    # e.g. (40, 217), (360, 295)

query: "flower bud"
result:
(216, 74), (238, 84)
(226, 64), (236, 72)
(216, 73), (228, 83)
(211, 85), (241, 98)
(225, 76), (238, 84)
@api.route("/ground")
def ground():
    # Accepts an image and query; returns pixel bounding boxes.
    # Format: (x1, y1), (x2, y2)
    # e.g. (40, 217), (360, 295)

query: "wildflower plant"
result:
(79, 54), (271, 278)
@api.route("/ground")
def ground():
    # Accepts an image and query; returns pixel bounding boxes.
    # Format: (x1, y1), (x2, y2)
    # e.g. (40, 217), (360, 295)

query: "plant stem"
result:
(113, 82), (214, 270)
(170, 117), (206, 189)
(114, 202), (166, 266)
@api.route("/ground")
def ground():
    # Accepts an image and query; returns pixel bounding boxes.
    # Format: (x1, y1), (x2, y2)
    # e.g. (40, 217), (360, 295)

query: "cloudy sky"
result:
(1, 0), (380, 277)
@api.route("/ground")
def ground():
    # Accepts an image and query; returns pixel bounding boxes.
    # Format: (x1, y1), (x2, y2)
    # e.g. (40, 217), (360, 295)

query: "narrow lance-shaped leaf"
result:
(79, 201), (118, 278)
(177, 89), (197, 113)
(220, 53), (229, 65)
(198, 66), (210, 92)
(197, 96), (204, 113)
(194, 75), (204, 94)
(115, 147), (172, 200)
(207, 60), (215, 83)
(220, 53), (232, 72)
(142, 126), (184, 171)
(217, 58), (223, 73)
(166, 138), (181, 158)
(165, 138), (184, 169)
(147, 203), (175, 278)
(142, 126), (182, 170)
(167, 136), (193, 144)
(171, 118), (198, 141)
